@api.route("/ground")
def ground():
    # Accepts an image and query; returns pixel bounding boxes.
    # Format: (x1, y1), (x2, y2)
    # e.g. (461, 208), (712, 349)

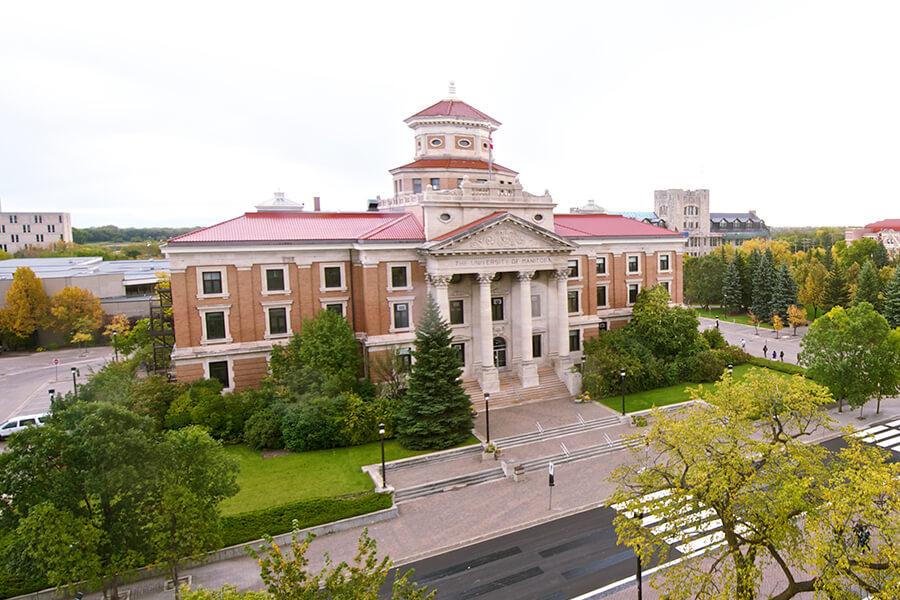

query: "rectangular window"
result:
(596, 285), (607, 307)
(325, 303), (344, 316)
(596, 256), (606, 275)
(265, 268), (285, 291)
(205, 311), (226, 340)
(567, 290), (579, 314)
(532, 334), (542, 358)
(412, 178), (422, 193)
(569, 330), (581, 352)
(491, 297), (504, 321)
(202, 271), (223, 295)
(449, 299), (464, 325)
(660, 281), (671, 296)
(659, 253), (670, 271)
(208, 361), (229, 388)
(531, 294), (541, 317)
(399, 348), (412, 369)
(599, 322), (608, 331)
(393, 303), (410, 329)
(430, 178), (440, 190)
(627, 255), (640, 274)
(451, 342), (465, 365)
(390, 265), (409, 289)
(268, 307), (288, 335)
(568, 259), (580, 278)
(628, 283), (640, 305)
(323, 266), (343, 289)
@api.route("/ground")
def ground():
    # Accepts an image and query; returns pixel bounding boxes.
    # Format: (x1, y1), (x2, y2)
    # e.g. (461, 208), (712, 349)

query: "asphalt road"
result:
(0, 346), (114, 425)
(394, 422), (898, 600)
(698, 316), (804, 364)
(392, 506), (679, 600)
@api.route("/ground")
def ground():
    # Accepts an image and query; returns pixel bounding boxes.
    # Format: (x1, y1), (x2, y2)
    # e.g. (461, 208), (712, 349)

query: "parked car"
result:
(0, 413), (49, 439)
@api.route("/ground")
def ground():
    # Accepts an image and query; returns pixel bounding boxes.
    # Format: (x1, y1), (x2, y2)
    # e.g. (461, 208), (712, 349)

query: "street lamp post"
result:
(379, 423), (386, 489)
(71, 367), (78, 397)
(620, 369), (626, 416)
(112, 332), (119, 362)
(48, 388), (55, 407)
(484, 392), (491, 444)
(635, 511), (644, 600)
(728, 363), (734, 376)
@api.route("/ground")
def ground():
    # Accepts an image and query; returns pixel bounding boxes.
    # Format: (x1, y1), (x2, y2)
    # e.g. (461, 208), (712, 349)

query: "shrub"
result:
(190, 388), (265, 442)
(714, 345), (751, 367)
(681, 349), (726, 383)
(340, 393), (378, 447)
(747, 356), (807, 376)
(701, 327), (728, 350)
(243, 408), (284, 450)
(281, 395), (349, 451)
(220, 492), (392, 547)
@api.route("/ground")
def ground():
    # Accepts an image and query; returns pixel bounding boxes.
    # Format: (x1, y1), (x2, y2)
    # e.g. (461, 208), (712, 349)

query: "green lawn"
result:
(598, 365), (794, 414)
(692, 307), (774, 329)
(221, 436), (478, 516)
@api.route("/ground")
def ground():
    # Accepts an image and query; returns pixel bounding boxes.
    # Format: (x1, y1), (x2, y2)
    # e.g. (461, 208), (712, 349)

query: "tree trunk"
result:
(838, 397), (843, 413)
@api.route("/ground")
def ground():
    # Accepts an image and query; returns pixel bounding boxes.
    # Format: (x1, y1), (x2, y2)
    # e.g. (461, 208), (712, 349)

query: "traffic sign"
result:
(52, 358), (60, 365)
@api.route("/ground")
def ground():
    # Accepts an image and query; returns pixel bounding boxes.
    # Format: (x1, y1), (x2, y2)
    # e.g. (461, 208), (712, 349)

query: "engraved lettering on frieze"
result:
(451, 256), (552, 268)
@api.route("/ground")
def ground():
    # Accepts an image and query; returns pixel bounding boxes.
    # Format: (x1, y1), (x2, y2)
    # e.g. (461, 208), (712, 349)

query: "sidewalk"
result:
(698, 316), (804, 364)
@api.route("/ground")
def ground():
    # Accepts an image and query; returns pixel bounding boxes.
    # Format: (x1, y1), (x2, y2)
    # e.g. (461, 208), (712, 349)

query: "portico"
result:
(423, 212), (577, 393)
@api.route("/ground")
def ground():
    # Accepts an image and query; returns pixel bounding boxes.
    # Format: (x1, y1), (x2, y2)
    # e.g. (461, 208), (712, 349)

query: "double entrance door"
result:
(493, 336), (507, 368)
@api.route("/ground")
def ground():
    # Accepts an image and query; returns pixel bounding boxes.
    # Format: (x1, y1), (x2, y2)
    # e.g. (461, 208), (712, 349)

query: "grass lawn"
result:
(598, 364), (794, 414)
(221, 436), (479, 516)
(692, 307), (774, 329)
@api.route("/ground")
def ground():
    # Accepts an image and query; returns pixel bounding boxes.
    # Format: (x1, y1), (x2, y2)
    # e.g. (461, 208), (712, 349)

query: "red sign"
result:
(52, 358), (60, 365)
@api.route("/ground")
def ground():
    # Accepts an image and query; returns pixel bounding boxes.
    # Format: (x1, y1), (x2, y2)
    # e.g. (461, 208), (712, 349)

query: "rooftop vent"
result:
(255, 191), (305, 212)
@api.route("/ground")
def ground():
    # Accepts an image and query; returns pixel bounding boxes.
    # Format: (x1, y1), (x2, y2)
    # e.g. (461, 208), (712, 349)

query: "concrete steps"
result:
(464, 367), (573, 412)
(383, 444), (482, 473)
(393, 466), (505, 503)
(516, 436), (643, 472)
(493, 415), (622, 449)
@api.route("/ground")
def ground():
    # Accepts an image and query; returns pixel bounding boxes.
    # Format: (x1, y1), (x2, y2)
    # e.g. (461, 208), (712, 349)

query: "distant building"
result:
(653, 189), (769, 256)
(845, 219), (900, 257)
(0, 211), (73, 254)
(0, 257), (169, 318)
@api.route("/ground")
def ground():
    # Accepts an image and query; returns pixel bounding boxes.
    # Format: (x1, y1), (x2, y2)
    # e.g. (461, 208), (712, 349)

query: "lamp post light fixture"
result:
(48, 389), (55, 404)
(620, 369), (627, 416)
(112, 332), (119, 362)
(728, 363), (734, 376)
(484, 392), (491, 444)
(378, 423), (386, 488)
(71, 367), (79, 397)
(635, 512), (644, 600)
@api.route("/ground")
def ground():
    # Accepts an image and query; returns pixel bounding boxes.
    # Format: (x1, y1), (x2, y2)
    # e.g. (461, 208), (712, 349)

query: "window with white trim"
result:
(567, 259), (580, 279)
(321, 264), (345, 290)
(660, 281), (671, 296)
(491, 297), (504, 321)
(567, 290), (580, 314)
(389, 264), (410, 290)
(199, 269), (226, 297)
(449, 299), (464, 325)
(392, 302), (411, 330)
(531, 294), (541, 317)
(204, 311), (227, 341)
(596, 285), (608, 308)
(596, 256), (607, 275)
(627, 255), (640, 274)
(628, 283), (640, 305)
(207, 360), (230, 389)
(658, 253), (671, 272)
(267, 307), (288, 336)
(264, 266), (288, 293)
(451, 342), (465, 365)
(532, 334), (542, 358)
(325, 303), (345, 317)
(569, 329), (581, 352)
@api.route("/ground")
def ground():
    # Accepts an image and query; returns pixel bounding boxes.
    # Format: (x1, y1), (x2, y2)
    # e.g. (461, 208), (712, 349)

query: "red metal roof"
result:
(406, 99), (501, 126)
(390, 158), (517, 175)
(168, 211), (424, 245)
(554, 214), (682, 238)
(865, 219), (900, 232)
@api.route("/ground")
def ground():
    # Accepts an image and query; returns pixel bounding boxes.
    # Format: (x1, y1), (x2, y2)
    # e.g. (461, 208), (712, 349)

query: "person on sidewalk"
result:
(772, 350), (777, 360)
(740, 338), (746, 351)
(779, 350), (784, 362)
(763, 343), (768, 357)
(716, 318), (720, 330)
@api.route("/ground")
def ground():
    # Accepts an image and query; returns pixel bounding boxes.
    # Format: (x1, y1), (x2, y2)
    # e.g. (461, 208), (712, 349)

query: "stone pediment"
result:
(426, 213), (575, 256)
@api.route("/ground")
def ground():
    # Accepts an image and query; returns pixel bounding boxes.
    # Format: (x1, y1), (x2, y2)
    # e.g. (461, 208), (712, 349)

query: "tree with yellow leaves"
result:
(787, 304), (807, 335)
(772, 313), (784, 339)
(49, 286), (103, 341)
(0, 267), (50, 345)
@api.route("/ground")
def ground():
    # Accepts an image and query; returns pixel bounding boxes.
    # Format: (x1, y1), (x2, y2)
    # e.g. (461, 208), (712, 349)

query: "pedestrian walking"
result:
(779, 350), (784, 362)
(763, 343), (768, 357)
(715, 318), (720, 330)
(740, 338), (746, 351)
(772, 350), (777, 360)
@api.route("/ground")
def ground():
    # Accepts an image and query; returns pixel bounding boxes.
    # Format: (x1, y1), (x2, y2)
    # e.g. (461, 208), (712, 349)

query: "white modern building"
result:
(0, 211), (73, 254)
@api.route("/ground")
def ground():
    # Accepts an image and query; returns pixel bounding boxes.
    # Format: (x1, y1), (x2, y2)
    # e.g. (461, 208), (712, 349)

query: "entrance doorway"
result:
(493, 337), (507, 368)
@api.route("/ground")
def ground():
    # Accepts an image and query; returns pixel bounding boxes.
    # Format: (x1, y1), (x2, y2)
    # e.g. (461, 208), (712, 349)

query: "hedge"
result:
(747, 356), (807, 376)
(220, 491), (393, 547)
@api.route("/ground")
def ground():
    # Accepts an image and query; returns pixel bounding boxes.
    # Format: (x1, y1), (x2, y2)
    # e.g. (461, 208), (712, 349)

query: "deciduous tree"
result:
(0, 267), (49, 343)
(772, 314), (784, 339)
(396, 295), (472, 450)
(798, 259), (827, 318)
(49, 286), (103, 340)
(610, 370), (899, 600)
(787, 304), (807, 335)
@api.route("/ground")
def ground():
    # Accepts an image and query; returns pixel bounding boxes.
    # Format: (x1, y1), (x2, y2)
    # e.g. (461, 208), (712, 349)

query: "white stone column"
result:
(517, 270), (539, 387)
(427, 273), (452, 322)
(476, 272), (500, 393)
(554, 268), (571, 361)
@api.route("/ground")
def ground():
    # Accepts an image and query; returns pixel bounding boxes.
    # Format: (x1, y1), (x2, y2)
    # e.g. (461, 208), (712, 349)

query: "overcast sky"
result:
(1, 1), (898, 229)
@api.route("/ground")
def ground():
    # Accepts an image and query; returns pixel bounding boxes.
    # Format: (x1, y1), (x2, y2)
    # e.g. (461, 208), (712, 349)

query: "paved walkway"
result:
(474, 396), (620, 440)
(699, 316), (805, 364)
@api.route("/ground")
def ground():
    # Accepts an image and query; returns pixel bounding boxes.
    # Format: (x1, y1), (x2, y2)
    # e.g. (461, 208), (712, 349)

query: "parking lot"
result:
(0, 346), (114, 431)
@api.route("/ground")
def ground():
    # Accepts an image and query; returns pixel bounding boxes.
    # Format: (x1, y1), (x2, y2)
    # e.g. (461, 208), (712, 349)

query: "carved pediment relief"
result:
(429, 216), (575, 255)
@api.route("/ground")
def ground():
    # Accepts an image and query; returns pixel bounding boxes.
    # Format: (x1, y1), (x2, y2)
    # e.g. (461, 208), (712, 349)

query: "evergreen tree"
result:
(396, 295), (473, 450)
(770, 264), (794, 321)
(883, 268), (900, 328)
(744, 250), (761, 311)
(823, 262), (850, 310)
(751, 250), (776, 322)
(873, 241), (890, 268)
(854, 260), (882, 311)
(721, 257), (743, 314)
(782, 264), (798, 307)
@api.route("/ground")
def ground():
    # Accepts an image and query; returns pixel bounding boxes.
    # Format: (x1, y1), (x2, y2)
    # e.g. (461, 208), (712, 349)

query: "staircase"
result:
(393, 467), (506, 503)
(492, 415), (622, 450)
(464, 367), (572, 412)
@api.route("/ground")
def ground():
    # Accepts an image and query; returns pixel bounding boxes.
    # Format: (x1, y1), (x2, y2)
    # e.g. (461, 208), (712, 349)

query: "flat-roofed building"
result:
(0, 212), (73, 254)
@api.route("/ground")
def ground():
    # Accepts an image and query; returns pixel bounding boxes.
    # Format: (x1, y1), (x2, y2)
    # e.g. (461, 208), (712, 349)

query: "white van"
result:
(0, 413), (49, 439)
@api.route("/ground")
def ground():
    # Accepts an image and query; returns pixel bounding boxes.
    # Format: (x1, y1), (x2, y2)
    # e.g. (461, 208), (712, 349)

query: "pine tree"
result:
(396, 295), (473, 450)
(854, 260), (882, 311)
(823, 262), (850, 310)
(744, 250), (760, 311)
(883, 268), (900, 328)
(782, 264), (798, 307)
(873, 241), (890, 268)
(770, 265), (792, 321)
(751, 250), (776, 322)
(721, 257), (743, 314)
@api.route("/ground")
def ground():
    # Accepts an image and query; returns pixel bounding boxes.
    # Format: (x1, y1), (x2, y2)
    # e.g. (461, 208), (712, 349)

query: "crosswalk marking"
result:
(610, 490), (737, 556)
(853, 422), (900, 453)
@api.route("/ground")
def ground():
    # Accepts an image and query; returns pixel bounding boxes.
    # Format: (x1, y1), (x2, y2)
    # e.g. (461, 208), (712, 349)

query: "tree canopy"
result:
(0, 267), (49, 342)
